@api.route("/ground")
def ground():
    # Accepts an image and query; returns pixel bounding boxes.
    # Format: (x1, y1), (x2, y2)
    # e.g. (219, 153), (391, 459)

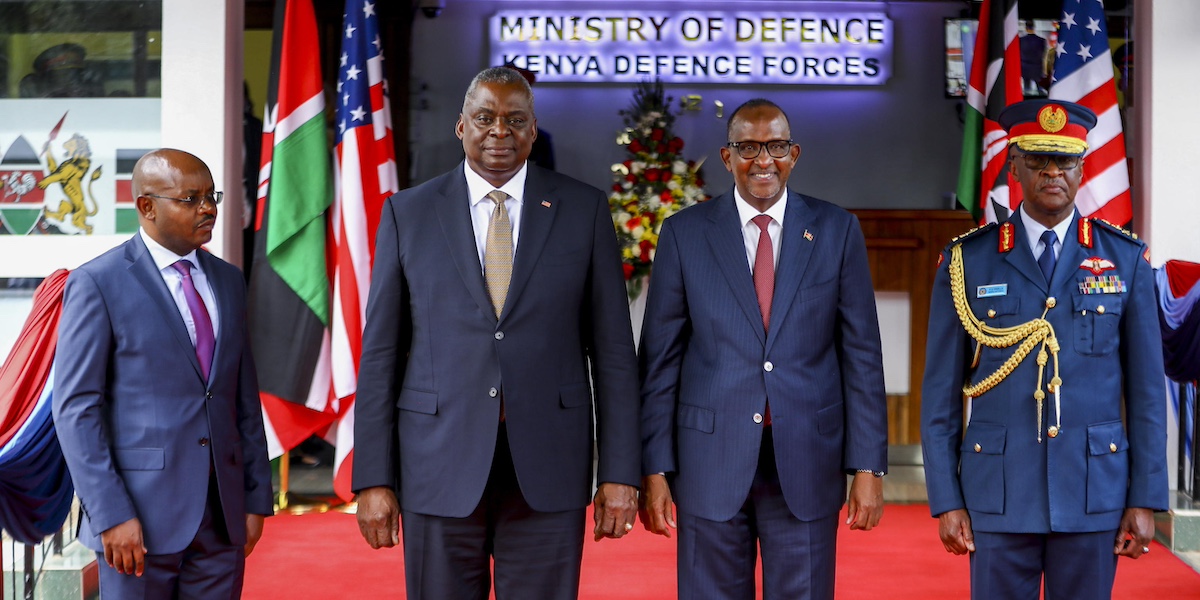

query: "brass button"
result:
(753, 413), (764, 424)
(1097, 305), (1106, 315)
(987, 309), (997, 319)
(974, 443), (982, 453)
(1110, 442), (1118, 453)
(1045, 297), (1057, 309)
(1047, 426), (1059, 438)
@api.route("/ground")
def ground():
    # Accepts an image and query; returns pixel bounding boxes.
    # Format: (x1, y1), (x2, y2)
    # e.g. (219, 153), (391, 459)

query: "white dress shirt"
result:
(1018, 204), (1072, 263)
(465, 162), (528, 272)
(139, 228), (220, 344)
(733, 189), (788, 272)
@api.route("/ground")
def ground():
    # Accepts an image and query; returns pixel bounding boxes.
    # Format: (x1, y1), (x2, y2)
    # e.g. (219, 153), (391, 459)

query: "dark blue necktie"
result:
(1038, 230), (1058, 284)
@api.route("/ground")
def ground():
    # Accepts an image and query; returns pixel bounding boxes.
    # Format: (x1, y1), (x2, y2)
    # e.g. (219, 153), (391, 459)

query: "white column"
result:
(1136, 0), (1200, 264)
(161, 0), (245, 264)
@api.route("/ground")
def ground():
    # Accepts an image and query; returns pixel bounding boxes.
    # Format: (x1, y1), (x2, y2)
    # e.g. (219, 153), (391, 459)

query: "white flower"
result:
(672, 161), (687, 175)
(667, 179), (681, 191)
(631, 226), (645, 239)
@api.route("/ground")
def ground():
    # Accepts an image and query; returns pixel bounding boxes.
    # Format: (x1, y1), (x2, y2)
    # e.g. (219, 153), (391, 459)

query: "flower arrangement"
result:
(608, 79), (708, 298)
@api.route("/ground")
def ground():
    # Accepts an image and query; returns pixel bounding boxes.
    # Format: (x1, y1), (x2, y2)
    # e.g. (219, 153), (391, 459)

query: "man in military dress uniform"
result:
(921, 99), (1167, 599)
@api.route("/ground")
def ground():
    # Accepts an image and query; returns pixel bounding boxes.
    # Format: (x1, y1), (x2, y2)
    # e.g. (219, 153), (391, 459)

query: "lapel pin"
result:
(803, 229), (813, 241)
(541, 200), (552, 208)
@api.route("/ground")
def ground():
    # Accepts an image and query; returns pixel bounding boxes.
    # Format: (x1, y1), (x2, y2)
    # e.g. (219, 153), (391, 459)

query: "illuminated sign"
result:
(489, 10), (893, 85)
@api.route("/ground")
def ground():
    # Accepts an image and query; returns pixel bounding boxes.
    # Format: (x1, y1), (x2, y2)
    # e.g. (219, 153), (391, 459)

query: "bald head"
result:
(134, 148), (218, 256)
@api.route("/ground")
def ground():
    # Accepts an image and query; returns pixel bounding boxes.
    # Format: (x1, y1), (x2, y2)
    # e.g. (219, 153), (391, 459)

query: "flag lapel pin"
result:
(803, 229), (814, 241)
(541, 200), (552, 208)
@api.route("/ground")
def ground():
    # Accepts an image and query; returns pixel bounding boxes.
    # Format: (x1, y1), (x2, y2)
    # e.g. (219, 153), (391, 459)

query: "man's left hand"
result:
(592, 483), (638, 541)
(244, 514), (265, 557)
(1114, 507), (1155, 559)
(846, 472), (883, 531)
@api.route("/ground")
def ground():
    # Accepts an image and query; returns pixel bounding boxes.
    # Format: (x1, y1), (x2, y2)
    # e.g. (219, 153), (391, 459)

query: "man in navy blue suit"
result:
(54, 148), (273, 598)
(921, 99), (1167, 599)
(639, 99), (889, 599)
(352, 67), (640, 599)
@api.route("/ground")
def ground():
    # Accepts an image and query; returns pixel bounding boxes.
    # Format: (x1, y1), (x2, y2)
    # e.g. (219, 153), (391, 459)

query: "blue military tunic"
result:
(921, 213), (1168, 534)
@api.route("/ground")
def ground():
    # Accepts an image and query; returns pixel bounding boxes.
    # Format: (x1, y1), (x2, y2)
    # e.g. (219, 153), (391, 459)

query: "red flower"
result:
(623, 159), (633, 169)
(639, 240), (654, 262)
(669, 137), (684, 152)
(650, 128), (665, 141)
(629, 139), (644, 153)
(645, 169), (660, 182)
(625, 216), (642, 231)
(612, 184), (623, 192)
(625, 173), (637, 183)
(622, 263), (635, 280)
(660, 190), (674, 203)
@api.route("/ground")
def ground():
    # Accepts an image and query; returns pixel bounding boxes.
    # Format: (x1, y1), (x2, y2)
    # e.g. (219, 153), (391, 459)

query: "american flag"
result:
(330, 0), (398, 502)
(1050, 0), (1132, 225)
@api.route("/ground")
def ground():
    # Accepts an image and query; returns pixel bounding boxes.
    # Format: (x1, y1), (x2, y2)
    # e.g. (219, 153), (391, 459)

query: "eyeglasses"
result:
(143, 192), (224, 208)
(1016, 154), (1082, 171)
(727, 140), (793, 160)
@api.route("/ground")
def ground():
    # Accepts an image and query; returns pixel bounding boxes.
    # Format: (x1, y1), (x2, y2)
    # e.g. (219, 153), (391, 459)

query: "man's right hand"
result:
(639, 474), (676, 537)
(356, 486), (400, 549)
(937, 509), (976, 555)
(101, 518), (146, 576)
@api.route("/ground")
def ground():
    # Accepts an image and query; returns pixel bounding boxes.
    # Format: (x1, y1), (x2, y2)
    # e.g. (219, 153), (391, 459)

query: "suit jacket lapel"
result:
(434, 167), (496, 320)
(766, 192), (816, 351)
(503, 168), (555, 321)
(198, 251), (234, 385)
(125, 235), (205, 380)
(706, 193), (766, 344)
(1006, 216), (1048, 292)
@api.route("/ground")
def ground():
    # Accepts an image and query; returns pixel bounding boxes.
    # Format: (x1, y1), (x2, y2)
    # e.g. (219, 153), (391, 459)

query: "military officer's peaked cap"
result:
(999, 99), (1097, 157)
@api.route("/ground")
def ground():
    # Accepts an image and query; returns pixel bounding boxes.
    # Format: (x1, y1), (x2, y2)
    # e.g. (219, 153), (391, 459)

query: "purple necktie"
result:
(752, 215), (775, 332)
(752, 215), (774, 426)
(172, 260), (215, 380)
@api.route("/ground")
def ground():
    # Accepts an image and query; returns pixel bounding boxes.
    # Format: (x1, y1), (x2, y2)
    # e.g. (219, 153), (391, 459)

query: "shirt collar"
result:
(1018, 204), (1072, 253)
(465, 161), (528, 208)
(733, 188), (788, 228)
(139, 228), (201, 272)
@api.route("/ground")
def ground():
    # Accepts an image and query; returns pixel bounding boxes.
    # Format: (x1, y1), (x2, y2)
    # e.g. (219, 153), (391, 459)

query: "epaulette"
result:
(1090, 218), (1141, 244)
(948, 222), (997, 246)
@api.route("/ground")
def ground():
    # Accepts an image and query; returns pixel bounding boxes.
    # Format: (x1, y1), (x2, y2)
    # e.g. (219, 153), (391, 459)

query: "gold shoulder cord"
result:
(949, 244), (1062, 442)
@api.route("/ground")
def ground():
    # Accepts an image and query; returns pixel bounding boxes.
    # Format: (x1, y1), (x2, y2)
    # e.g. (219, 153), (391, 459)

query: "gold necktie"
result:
(484, 190), (513, 318)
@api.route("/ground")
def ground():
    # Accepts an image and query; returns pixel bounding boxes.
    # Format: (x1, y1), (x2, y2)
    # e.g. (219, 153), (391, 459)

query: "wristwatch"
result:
(856, 469), (885, 477)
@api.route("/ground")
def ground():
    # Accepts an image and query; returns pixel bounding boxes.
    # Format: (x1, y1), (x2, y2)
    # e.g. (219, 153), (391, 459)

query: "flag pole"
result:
(275, 450), (330, 515)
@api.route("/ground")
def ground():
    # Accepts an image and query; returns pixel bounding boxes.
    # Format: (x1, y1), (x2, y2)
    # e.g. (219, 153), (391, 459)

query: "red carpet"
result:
(244, 504), (1200, 598)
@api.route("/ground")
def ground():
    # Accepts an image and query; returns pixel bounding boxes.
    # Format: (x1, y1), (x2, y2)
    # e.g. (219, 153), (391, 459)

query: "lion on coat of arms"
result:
(39, 133), (102, 234)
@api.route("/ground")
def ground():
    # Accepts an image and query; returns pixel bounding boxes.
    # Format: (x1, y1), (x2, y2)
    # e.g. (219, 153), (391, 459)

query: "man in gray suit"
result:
(54, 148), (273, 598)
(353, 67), (641, 599)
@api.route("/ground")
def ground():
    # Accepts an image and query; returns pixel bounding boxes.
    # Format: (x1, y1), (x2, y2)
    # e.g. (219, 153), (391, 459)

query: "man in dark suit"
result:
(639, 99), (889, 599)
(921, 99), (1167, 599)
(353, 67), (640, 599)
(53, 148), (273, 597)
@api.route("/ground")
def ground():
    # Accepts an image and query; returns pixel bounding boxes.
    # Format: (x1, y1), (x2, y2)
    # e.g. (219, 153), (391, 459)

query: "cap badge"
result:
(1038, 104), (1068, 134)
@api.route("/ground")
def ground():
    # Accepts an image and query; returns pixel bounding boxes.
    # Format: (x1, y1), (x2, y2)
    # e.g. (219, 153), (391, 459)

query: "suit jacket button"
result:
(753, 413), (764, 424)
(974, 443), (982, 453)
(495, 331), (504, 340)
(199, 438), (210, 447)
(763, 361), (773, 372)
(489, 387), (498, 398)
(1097, 305), (1106, 315)
(206, 392), (213, 400)
(1110, 442), (1118, 453)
